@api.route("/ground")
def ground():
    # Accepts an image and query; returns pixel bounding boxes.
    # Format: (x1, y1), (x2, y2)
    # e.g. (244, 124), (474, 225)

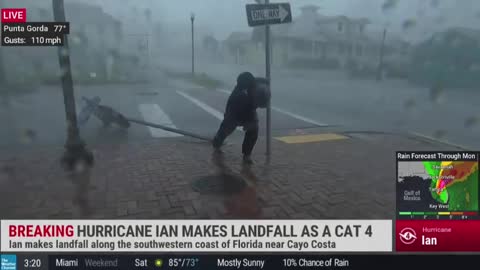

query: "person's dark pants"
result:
(213, 118), (259, 156)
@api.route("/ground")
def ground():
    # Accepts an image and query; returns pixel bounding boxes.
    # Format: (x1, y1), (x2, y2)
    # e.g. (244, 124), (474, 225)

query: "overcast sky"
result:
(102, 0), (479, 39)
(77, 0), (480, 41)
(101, 0), (350, 38)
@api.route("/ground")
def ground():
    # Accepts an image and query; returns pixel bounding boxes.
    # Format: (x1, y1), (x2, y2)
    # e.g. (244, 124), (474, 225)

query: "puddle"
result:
(192, 174), (247, 195)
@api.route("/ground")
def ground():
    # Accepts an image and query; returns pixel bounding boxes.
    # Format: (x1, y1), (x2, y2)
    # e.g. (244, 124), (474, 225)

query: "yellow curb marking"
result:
(275, 133), (349, 144)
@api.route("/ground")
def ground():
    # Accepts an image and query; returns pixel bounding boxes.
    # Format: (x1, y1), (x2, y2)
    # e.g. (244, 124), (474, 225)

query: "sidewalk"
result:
(0, 129), (458, 220)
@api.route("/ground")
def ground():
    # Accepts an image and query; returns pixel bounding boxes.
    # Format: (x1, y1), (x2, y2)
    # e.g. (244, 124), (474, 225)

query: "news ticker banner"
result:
(1, 254), (479, 270)
(1, 220), (392, 252)
(1, 8), (69, 46)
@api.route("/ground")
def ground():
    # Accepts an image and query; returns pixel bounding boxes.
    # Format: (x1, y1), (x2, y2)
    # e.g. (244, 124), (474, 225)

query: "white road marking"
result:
(217, 89), (231, 95)
(138, 104), (182, 138)
(177, 91), (224, 120)
(217, 88), (328, 126)
(408, 131), (469, 150)
(271, 107), (328, 126)
(177, 90), (241, 131)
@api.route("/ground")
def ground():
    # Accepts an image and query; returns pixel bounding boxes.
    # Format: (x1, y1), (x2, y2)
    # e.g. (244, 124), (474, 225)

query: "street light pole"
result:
(377, 28), (387, 81)
(52, 0), (93, 170)
(191, 13), (195, 76)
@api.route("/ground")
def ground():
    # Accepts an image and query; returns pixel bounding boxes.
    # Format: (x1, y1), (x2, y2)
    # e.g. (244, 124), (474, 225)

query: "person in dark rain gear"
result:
(212, 72), (270, 164)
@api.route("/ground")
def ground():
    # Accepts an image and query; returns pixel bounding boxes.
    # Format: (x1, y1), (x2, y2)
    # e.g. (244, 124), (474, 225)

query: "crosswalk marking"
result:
(136, 89), (328, 139)
(176, 90), (242, 131)
(138, 104), (182, 138)
(217, 89), (328, 126)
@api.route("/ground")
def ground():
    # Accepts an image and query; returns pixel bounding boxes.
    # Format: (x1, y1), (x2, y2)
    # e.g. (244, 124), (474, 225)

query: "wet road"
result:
(1, 60), (479, 150)
(0, 80), (322, 150)
(167, 59), (480, 150)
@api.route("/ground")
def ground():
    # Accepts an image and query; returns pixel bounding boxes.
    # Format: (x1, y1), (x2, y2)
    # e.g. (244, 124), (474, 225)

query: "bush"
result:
(385, 63), (409, 79)
(164, 70), (224, 90)
(346, 59), (377, 78)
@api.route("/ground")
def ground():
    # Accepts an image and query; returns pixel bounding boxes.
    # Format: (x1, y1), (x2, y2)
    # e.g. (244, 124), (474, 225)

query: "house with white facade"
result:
(247, 5), (376, 68)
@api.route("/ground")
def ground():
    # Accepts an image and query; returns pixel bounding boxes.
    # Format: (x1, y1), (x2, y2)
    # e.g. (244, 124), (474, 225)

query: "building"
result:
(246, 5), (376, 68)
(202, 35), (221, 61)
(222, 32), (258, 65)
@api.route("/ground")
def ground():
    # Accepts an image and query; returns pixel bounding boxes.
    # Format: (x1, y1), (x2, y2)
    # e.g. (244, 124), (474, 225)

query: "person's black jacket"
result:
(224, 86), (257, 124)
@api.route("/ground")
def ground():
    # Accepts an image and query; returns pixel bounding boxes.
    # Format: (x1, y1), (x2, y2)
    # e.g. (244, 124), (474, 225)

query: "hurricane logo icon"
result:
(399, 227), (417, 245)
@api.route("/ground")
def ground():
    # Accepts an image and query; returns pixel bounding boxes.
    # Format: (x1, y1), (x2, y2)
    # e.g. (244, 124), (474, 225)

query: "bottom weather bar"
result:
(1, 254), (479, 270)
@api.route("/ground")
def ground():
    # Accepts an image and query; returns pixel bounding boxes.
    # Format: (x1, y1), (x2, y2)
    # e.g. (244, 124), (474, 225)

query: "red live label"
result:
(1, 8), (27, 23)
(396, 220), (480, 252)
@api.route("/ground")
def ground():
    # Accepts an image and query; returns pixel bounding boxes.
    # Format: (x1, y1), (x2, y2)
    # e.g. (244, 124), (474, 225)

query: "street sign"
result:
(245, 1), (292, 158)
(246, 3), (292, 27)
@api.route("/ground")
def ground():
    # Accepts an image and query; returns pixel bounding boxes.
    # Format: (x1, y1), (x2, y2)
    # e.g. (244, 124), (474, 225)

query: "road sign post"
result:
(191, 13), (195, 76)
(52, 0), (93, 171)
(246, 2), (291, 158)
(264, 0), (272, 158)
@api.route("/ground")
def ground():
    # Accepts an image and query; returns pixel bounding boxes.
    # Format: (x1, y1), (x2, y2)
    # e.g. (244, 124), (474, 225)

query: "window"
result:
(359, 24), (365, 33)
(338, 22), (343, 33)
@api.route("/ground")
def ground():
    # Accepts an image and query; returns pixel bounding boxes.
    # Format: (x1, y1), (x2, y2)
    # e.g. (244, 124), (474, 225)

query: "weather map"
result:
(397, 152), (479, 219)
(422, 161), (478, 211)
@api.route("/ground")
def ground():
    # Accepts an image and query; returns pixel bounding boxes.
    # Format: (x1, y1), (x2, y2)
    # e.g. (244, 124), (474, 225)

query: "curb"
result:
(407, 132), (470, 151)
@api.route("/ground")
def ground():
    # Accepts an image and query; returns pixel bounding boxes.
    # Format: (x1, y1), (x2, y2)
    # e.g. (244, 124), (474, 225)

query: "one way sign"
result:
(246, 3), (292, 27)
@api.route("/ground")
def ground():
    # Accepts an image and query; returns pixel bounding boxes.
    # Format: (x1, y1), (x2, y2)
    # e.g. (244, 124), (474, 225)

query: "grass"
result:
(164, 70), (224, 90)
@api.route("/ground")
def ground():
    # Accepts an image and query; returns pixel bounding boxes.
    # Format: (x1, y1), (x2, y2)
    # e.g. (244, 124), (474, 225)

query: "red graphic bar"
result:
(1, 8), (27, 23)
(396, 220), (480, 252)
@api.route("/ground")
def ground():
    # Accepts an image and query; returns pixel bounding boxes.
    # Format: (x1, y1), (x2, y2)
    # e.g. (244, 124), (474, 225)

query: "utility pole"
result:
(52, 0), (93, 170)
(191, 13), (195, 76)
(264, 0), (272, 158)
(377, 28), (387, 81)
